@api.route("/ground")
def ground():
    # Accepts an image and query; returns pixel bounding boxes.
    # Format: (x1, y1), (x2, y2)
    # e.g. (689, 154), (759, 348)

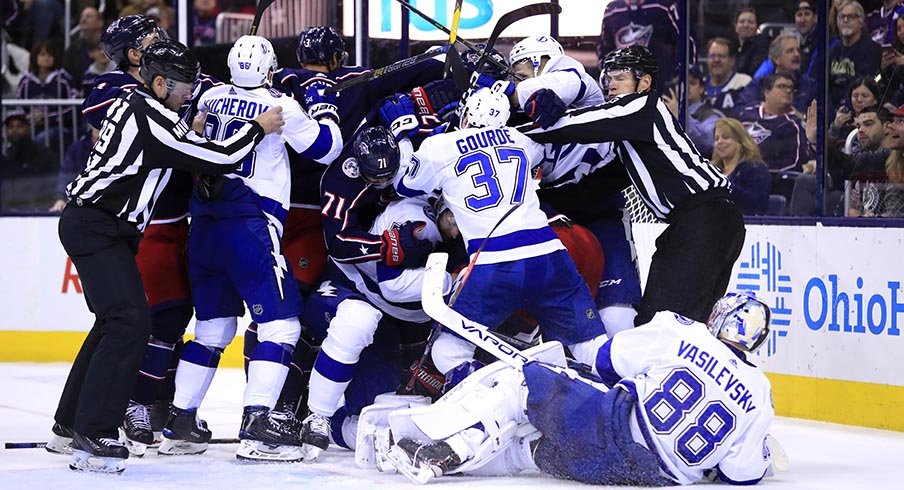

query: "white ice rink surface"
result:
(2, 364), (903, 490)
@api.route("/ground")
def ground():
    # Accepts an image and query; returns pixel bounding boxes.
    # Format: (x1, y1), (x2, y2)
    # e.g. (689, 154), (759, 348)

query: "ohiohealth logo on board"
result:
(735, 241), (792, 357)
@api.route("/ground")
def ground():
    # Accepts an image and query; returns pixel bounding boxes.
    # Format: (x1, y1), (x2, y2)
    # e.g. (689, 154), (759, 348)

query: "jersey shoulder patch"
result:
(342, 158), (360, 179)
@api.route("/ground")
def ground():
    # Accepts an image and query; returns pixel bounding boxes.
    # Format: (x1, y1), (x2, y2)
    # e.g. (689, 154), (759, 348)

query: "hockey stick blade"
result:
(4, 437), (241, 450)
(476, 3), (563, 73)
(249, 0), (276, 35)
(421, 253), (533, 368)
(325, 46), (450, 95)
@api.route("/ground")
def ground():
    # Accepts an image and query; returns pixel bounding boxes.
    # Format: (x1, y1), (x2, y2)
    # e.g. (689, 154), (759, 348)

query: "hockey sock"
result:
(172, 340), (223, 410)
(244, 341), (293, 408)
(599, 305), (638, 336)
(132, 336), (176, 406)
(276, 335), (316, 412)
(568, 334), (608, 376)
(243, 322), (259, 377)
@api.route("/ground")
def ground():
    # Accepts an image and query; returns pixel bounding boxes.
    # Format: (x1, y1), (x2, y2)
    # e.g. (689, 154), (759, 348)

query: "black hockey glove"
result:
(524, 88), (567, 129)
(196, 174), (225, 201)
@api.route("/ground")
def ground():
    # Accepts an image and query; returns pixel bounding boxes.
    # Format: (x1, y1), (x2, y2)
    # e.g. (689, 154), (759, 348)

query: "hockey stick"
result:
(4, 437), (241, 450)
(324, 46), (451, 94)
(248, 0), (276, 35)
(448, 0), (464, 44)
(421, 252), (533, 368)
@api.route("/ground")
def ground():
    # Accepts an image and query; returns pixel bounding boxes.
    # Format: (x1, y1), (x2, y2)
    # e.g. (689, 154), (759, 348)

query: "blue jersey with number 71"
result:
(396, 126), (561, 265)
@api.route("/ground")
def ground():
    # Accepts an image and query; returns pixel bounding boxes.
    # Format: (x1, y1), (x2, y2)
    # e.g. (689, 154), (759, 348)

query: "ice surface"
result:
(2, 364), (902, 489)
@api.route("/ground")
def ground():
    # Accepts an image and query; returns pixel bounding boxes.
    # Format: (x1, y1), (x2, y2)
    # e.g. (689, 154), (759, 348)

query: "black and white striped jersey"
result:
(521, 92), (729, 221)
(67, 86), (264, 231)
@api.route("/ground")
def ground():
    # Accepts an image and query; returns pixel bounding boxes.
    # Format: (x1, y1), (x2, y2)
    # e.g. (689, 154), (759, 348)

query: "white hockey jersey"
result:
(515, 54), (604, 109)
(396, 126), (563, 265)
(334, 196), (451, 323)
(196, 84), (342, 225)
(598, 311), (775, 485)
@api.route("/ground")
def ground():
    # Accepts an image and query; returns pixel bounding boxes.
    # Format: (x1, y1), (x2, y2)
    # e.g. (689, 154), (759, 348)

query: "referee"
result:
(54, 39), (284, 473)
(522, 46), (746, 327)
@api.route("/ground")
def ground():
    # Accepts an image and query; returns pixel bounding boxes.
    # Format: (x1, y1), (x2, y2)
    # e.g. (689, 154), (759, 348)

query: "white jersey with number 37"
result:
(397, 126), (563, 265)
(599, 311), (775, 485)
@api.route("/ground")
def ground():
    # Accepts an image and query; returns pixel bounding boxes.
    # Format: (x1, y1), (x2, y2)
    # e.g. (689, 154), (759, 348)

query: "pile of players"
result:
(48, 13), (778, 486)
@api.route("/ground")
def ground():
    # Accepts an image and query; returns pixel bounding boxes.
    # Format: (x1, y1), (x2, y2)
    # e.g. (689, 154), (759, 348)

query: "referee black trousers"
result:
(636, 195), (746, 326)
(54, 204), (150, 438)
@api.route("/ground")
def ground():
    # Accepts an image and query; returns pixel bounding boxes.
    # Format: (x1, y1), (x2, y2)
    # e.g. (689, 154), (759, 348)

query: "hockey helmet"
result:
(509, 35), (564, 77)
(140, 39), (200, 86)
(228, 35), (278, 88)
(462, 43), (509, 80)
(601, 45), (659, 90)
(102, 14), (167, 70)
(296, 26), (348, 69)
(706, 292), (771, 353)
(354, 126), (401, 185)
(460, 87), (511, 129)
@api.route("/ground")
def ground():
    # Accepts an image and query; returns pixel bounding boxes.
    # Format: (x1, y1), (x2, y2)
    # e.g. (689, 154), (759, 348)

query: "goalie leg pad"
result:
(355, 393), (432, 469)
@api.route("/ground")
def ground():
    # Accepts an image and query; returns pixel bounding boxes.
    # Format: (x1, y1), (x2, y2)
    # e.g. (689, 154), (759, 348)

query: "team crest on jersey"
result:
(615, 23), (654, 48)
(342, 158), (360, 178)
(743, 122), (772, 145)
(673, 313), (694, 325)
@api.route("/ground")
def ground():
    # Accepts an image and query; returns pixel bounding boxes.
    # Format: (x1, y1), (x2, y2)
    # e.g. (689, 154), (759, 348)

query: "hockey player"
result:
(520, 46), (745, 328)
(386, 291), (775, 486)
(299, 126), (439, 459)
(159, 35), (342, 462)
(389, 87), (607, 378)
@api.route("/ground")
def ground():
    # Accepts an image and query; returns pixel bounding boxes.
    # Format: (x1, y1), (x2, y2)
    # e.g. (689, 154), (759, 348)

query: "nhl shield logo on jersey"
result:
(585, 308), (596, 319)
(342, 158), (360, 178)
(253, 304), (263, 315)
(615, 23), (654, 49)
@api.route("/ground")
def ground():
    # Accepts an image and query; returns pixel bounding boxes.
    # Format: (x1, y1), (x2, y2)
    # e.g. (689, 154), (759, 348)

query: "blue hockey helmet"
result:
(296, 26), (348, 69)
(353, 126), (401, 186)
(462, 43), (508, 80)
(102, 14), (167, 70)
(707, 292), (771, 352)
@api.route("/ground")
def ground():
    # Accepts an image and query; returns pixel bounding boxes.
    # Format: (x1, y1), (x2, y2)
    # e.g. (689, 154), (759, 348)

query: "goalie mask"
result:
(228, 35), (278, 89)
(460, 88), (511, 129)
(706, 292), (771, 353)
(509, 35), (564, 78)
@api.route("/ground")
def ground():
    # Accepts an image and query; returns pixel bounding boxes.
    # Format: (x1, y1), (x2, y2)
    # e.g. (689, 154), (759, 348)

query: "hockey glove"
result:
(470, 71), (514, 97)
(303, 76), (339, 124)
(380, 220), (432, 268)
(524, 88), (566, 129)
(196, 174), (225, 201)
(378, 94), (419, 142)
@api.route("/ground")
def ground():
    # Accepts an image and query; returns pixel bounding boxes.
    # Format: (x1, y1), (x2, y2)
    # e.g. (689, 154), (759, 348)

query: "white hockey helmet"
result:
(460, 87), (511, 129)
(509, 35), (564, 77)
(706, 292), (771, 353)
(227, 35), (278, 88)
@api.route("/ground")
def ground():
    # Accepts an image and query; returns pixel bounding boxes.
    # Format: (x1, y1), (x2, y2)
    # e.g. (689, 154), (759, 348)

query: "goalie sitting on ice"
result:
(383, 292), (777, 486)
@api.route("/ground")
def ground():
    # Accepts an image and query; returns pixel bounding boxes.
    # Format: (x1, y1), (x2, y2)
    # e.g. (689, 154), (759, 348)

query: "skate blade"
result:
(767, 434), (790, 472)
(45, 435), (73, 455)
(157, 437), (208, 456)
(385, 445), (436, 484)
(118, 428), (148, 457)
(69, 449), (125, 474)
(236, 440), (305, 463)
(373, 428), (397, 473)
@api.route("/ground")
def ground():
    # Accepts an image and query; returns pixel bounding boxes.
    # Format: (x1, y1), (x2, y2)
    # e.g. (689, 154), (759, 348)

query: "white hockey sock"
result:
(173, 340), (222, 410)
(431, 332), (478, 375)
(599, 305), (638, 336)
(568, 334), (608, 376)
(244, 341), (293, 408)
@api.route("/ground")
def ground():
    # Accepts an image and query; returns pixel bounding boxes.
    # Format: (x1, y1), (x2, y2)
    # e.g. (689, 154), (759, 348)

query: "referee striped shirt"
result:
(521, 92), (729, 221)
(67, 86), (264, 231)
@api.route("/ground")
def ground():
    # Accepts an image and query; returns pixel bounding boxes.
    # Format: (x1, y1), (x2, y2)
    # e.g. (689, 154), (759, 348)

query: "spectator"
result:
(829, 0), (846, 38)
(704, 37), (752, 115)
(710, 117), (771, 215)
(732, 7), (770, 77)
(736, 73), (810, 203)
(744, 32), (817, 114)
(829, 1), (882, 112)
(15, 40), (78, 155)
(144, 1), (175, 37)
(1, 30), (29, 98)
(664, 65), (721, 157)
(1, 111), (58, 211)
(50, 126), (99, 212)
(81, 40), (115, 97)
(829, 77), (881, 152)
(796, 1), (818, 72)
(883, 133), (904, 216)
(878, 16), (904, 107)
(866, 0), (903, 44)
(62, 6), (105, 90)
(596, 0), (680, 94)
(838, 106), (893, 216)
(192, 0), (219, 47)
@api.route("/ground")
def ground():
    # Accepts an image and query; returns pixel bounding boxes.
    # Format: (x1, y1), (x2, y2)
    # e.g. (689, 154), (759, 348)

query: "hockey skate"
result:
(387, 437), (464, 484)
(119, 401), (153, 457)
(300, 412), (331, 462)
(69, 432), (129, 474)
(158, 406), (211, 455)
(236, 405), (306, 463)
(45, 422), (74, 455)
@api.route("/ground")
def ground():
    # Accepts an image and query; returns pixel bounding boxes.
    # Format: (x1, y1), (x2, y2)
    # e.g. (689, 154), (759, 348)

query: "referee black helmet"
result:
(603, 45), (659, 90)
(140, 39), (201, 86)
